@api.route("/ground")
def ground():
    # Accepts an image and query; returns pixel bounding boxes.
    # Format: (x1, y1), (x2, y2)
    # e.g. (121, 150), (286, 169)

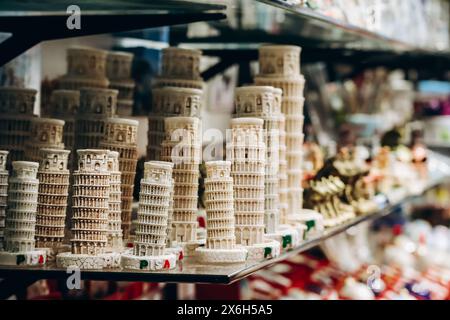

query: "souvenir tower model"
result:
(56, 149), (120, 269)
(147, 86), (202, 161)
(0, 87), (37, 166)
(255, 45), (306, 223)
(35, 149), (71, 258)
(106, 51), (135, 116)
(121, 161), (177, 270)
(100, 118), (139, 241)
(75, 87), (118, 151)
(0, 151), (8, 250)
(58, 47), (109, 90)
(25, 118), (65, 163)
(160, 117), (203, 255)
(234, 86), (300, 250)
(0, 161), (47, 266)
(226, 118), (280, 260)
(195, 161), (247, 263)
(106, 151), (123, 250)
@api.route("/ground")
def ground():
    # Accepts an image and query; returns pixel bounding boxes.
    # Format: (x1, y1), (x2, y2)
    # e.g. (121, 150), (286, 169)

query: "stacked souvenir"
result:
(147, 87), (202, 161)
(255, 45), (306, 221)
(56, 149), (120, 269)
(99, 118), (139, 241)
(0, 161), (46, 266)
(35, 149), (71, 258)
(195, 161), (247, 263)
(58, 47), (109, 90)
(0, 151), (8, 250)
(226, 118), (280, 260)
(25, 118), (65, 163)
(75, 88), (118, 151)
(160, 117), (202, 255)
(106, 151), (123, 251)
(0, 87), (37, 166)
(234, 86), (301, 250)
(106, 51), (135, 116)
(121, 161), (176, 270)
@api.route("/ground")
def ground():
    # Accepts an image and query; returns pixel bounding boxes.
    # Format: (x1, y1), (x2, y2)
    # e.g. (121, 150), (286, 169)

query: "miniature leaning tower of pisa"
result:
(195, 161), (247, 263)
(255, 45), (305, 221)
(106, 51), (135, 116)
(56, 149), (120, 269)
(35, 149), (70, 257)
(0, 161), (47, 266)
(121, 161), (177, 270)
(100, 118), (139, 241)
(147, 87), (202, 161)
(160, 117), (202, 255)
(75, 88), (118, 151)
(0, 87), (37, 166)
(226, 118), (280, 260)
(0, 151), (9, 250)
(25, 118), (65, 163)
(106, 150), (123, 250)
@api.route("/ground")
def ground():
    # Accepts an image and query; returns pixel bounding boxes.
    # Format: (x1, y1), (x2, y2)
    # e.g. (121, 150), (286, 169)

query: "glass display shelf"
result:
(0, 174), (446, 288)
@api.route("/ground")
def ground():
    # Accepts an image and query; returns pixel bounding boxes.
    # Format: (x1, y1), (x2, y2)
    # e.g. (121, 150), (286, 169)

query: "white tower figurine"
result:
(56, 149), (120, 269)
(100, 117), (139, 241)
(121, 161), (177, 270)
(25, 118), (65, 163)
(160, 117), (203, 256)
(35, 149), (71, 257)
(0, 161), (47, 266)
(106, 151), (123, 251)
(0, 151), (8, 250)
(195, 161), (247, 263)
(0, 87), (37, 165)
(227, 118), (280, 260)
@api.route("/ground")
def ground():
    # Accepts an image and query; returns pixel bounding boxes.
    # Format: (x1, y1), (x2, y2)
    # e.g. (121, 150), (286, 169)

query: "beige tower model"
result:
(106, 151), (123, 250)
(195, 161), (247, 263)
(100, 118), (139, 241)
(147, 87), (202, 161)
(227, 118), (280, 260)
(121, 161), (177, 270)
(58, 47), (109, 90)
(75, 88), (118, 151)
(0, 151), (9, 250)
(0, 161), (47, 266)
(35, 149), (70, 258)
(25, 118), (65, 162)
(0, 87), (37, 165)
(106, 51), (135, 116)
(160, 117), (202, 255)
(255, 45), (305, 221)
(56, 149), (120, 269)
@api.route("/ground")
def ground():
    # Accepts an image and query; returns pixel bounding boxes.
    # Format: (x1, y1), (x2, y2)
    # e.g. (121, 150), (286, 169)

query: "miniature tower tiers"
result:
(106, 151), (123, 251)
(121, 161), (177, 270)
(195, 161), (247, 263)
(0, 161), (47, 266)
(0, 151), (8, 250)
(56, 149), (120, 269)
(226, 118), (280, 260)
(25, 118), (65, 162)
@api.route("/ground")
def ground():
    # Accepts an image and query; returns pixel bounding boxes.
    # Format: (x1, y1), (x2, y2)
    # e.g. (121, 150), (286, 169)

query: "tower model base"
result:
(195, 246), (247, 264)
(178, 239), (206, 257)
(0, 250), (47, 266)
(36, 244), (71, 262)
(265, 227), (301, 251)
(121, 253), (176, 270)
(165, 245), (184, 261)
(56, 252), (121, 270)
(245, 239), (281, 261)
(287, 209), (325, 239)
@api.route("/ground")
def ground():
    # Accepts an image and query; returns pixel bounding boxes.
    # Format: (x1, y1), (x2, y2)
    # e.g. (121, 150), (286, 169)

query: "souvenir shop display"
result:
(0, 87), (37, 165)
(24, 118), (65, 163)
(0, 161), (46, 266)
(0, 151), (8, 250)
(35, 148), (71, 258)
(56, 149), (120, 269)
(99, 117), (139, 241)
(227, 118), (280, 260)
(121, 161), (176, 270)
(106, 51), (135, 116)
